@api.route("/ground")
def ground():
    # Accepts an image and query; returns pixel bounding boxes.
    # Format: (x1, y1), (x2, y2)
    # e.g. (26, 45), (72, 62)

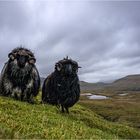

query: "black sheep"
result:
(42, 57), (81, 113)
(0, 47), (40, 103)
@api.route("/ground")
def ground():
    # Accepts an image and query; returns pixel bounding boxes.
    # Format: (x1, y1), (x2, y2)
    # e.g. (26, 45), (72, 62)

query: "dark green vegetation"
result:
(0, 95), (140, 139)
(80, 92), (140, 130)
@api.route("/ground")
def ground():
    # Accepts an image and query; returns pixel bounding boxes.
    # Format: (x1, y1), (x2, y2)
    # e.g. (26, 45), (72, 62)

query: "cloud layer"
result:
(0, 1), (140, 82)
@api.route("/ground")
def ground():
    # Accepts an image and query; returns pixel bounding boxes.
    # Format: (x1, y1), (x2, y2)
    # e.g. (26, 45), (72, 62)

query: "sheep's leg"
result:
(56, 104), (60, 109)
(25, 91), (30, 102)
(12, 87), (22, 100)
(24, 88), (33, 103)
(29, 94), (34, 104)
(65, 107), (69, 114)
(20, 91), (24, 101)
(24, 80), (34, 103)
(14, 93), (18, 100)
(61, 105), (65, 113)
(26, 93), (34, 104)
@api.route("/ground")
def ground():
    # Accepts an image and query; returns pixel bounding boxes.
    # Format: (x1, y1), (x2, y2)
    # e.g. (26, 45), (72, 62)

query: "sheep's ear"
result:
(29, 57), (36, 64)
(55, 63), (62, 71)
(8, 53), (15, 60)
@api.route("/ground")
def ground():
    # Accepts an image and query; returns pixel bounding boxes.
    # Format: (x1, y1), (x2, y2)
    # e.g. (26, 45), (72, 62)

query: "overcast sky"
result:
(0, 1), (140, 83)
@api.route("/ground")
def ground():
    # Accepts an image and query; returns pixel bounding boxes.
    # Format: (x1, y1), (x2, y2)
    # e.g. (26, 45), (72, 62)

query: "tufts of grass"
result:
(0, 96), (140, 139)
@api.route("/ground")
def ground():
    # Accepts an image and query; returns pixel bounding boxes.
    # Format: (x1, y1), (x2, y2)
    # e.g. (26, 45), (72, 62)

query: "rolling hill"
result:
(80, 81), (108, 92)
(0, 96), (140, 139)
(105, 74), (140, 91)
(80, 74), (140, 92)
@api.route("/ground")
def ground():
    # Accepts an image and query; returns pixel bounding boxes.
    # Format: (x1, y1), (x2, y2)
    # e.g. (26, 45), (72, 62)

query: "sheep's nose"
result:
(65, 64), (72, 75)
(18, 56), (26, 68)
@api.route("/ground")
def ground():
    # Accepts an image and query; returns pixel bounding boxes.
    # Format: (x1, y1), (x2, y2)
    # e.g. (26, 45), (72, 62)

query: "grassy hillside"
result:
(80, 92), (140, 130)
(0, 96), (140, 139)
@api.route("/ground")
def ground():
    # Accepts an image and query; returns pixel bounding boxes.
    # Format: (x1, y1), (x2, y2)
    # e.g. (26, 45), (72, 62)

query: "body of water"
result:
(119, 93), (129, 96)
(81, 93), (109, 100)
(88, 95), (108, 100)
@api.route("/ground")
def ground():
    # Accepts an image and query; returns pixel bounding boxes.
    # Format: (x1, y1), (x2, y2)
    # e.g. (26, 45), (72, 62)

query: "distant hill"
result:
(80, 81), (108, 91)
(105, 74), (140, 91)
(80, 74), (140, 92)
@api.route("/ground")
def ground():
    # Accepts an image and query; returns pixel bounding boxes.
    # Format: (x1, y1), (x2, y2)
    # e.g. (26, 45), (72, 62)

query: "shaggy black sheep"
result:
(0, 47), (40, 103)
(42, 57), (80, 113)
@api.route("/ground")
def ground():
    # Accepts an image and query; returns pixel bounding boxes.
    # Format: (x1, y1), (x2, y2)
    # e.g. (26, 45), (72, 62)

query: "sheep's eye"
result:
(73, 66), (78, 72)
(73, 66), (76, 70)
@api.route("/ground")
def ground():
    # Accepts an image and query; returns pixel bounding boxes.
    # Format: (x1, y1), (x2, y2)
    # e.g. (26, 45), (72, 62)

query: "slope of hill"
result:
(80, 81), (108, 92)
(80, 74), (140, 92)
(105, 74), (140, 91)
(0, 96), (140, 139)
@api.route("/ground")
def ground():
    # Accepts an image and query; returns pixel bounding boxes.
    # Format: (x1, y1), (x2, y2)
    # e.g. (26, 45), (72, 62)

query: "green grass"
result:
(0, 96), (140, 139)
(79, 92), (140, 130)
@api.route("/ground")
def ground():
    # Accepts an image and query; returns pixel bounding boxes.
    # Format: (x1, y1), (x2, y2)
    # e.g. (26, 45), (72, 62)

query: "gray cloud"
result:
(0, 1), (140, 82)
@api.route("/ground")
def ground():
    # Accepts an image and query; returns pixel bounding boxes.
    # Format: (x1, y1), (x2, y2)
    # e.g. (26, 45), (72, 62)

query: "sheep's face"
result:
(63, 63), (73, 76)
(7, 48), (36, 79)
(8, 49), (36, 69)
(16, 54), (29, 68)
(55, 59), (79, 76)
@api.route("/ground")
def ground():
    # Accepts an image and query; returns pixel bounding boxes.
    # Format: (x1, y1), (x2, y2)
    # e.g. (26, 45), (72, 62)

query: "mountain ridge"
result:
(80, 74), (140, 91)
